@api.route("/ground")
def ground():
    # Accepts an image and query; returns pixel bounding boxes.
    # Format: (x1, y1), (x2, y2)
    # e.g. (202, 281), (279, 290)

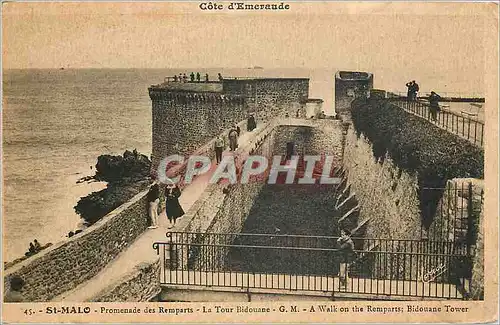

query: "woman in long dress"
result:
(165, 183), (184, 229)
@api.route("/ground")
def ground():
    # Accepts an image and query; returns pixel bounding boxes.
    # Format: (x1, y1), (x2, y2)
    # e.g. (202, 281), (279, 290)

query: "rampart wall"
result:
(150, 90), (246, 171)
(150, 78), (309, 173)
(3, 187), (153, 301)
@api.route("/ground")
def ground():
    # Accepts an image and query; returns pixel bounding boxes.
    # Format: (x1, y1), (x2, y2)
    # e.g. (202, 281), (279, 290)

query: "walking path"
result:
(54, 126), (264, 302)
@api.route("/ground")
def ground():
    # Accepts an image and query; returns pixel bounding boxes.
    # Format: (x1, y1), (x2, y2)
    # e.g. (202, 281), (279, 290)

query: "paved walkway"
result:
(54, 126), (264, 302)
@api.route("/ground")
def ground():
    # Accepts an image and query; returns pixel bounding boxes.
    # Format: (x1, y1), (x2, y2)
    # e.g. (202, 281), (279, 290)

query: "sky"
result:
(2, 2), (497, 93)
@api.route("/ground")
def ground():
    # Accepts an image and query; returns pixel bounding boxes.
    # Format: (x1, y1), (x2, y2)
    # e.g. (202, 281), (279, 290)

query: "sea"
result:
(1, 68), (484, 262)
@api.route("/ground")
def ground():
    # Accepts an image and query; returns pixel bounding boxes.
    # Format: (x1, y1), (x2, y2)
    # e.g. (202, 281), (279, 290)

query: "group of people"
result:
(147, 182), (184, 230)
(405, 80), (420, 100)
(214, 114), (257, 164)
(214, 125), (240, 165)
(172, 72), (224, 83)
(24, 239), (43, 257)
(405, 80), (444, 122)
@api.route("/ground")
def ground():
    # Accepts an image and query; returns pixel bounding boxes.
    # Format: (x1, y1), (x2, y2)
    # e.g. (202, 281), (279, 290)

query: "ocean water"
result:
(1, 68), (483, 262)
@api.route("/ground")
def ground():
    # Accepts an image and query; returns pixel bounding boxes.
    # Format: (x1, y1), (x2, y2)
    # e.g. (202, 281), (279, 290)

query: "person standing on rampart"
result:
(190, 72), (195, 82)
(412, 80), (420, 100)
(182, 73), (187, 83)
(147, 183), (160, 229)
(228, 126), (239, 151)
(205, 73), (209, 82)
(33, 239), (42, 251)
(218, 73), (223, 82)
(428, 91), (441, 121)
(165, 181), (184, 229)
(247, 114), (257, 131)
(214, 136), (225, 164)
(337, 228), (355, 289)
(196, 72), (201, 82)
(173, 75), (178, 82)
(406, 81), (414, 101)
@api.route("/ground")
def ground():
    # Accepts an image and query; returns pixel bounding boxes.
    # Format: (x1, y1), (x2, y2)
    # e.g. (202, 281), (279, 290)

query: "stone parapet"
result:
(3, 185), (155, 302)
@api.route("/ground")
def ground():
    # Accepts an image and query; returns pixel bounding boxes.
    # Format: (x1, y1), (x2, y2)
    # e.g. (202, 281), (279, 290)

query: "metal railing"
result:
(388, 96), (484, 147)
(153, 232), (473, 300)
(388, 91), (485, 100)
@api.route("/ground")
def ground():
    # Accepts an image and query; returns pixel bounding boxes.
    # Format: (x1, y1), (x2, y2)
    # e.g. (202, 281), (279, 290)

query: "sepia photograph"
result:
(1, 1), (498, 323)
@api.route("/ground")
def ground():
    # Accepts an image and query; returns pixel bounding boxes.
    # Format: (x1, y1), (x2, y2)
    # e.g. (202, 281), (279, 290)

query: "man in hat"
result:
(428, 91), (441, 121)
(412, 80), (420, 100)
(214, 135), (225, 164)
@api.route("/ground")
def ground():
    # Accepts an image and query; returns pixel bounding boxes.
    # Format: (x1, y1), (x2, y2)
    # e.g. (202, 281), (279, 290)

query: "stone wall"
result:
(150, 78), (309, 173)
(271, 120), (345, 166)
(343, 126), (422, 241)
(90, 259), (161, 302)
(470, 200), (484, 300)
(427, 178), (484, 243)
(164, 119), (346, 272)
(3, 186), (153, 302)
(150, 90), (246, 171)
(223, 78), (309, 121)
(334, 71), (373, 116)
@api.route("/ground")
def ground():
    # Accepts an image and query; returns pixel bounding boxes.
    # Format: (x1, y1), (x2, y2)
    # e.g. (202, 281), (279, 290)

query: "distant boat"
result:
(59, 67), (65, 70)
(247, 66), (264, 70)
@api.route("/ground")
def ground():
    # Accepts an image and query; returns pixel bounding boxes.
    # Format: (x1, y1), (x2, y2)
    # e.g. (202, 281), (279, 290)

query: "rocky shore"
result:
(74, 149), (152, 227)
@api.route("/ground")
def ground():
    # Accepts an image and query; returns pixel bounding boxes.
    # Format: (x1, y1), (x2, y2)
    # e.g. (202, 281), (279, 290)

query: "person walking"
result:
(147, 183), (160, 229)
(165, 182), (184, 229)
(337, 228), (355, 289)
(428, 91), (441, 122)
(228, 126), (239, 151)
(214, 136), (225, 164)
(247, 114), (257, 131)
(4, 276), (26, 302)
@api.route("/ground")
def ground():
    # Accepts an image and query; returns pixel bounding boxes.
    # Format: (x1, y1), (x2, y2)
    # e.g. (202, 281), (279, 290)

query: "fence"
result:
(388, 95), (484, 147)
(153, 232), (473, 299)
(424, 182), (482, 254)
(388, 91), (485, 100)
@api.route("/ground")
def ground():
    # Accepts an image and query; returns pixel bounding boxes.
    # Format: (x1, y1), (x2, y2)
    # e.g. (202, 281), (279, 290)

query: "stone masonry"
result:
(149, 78), (309, 173)
(3, 185), (154, 301)
(90, 259), (161, 302)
